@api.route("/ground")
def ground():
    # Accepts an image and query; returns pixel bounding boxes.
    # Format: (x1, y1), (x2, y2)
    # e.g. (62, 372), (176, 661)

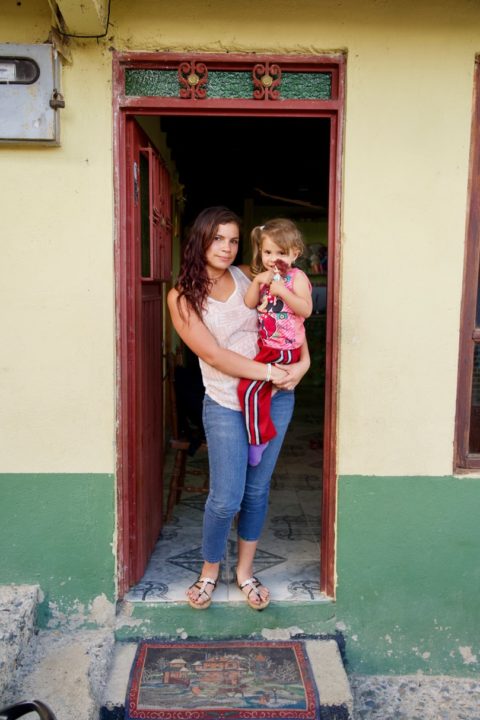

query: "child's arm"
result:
(244, 270), (274, 308)
(269, 270), (313, 318)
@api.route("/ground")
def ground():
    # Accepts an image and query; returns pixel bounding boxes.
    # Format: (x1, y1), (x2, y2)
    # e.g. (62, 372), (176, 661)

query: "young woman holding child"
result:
(167, 207), (310, 610)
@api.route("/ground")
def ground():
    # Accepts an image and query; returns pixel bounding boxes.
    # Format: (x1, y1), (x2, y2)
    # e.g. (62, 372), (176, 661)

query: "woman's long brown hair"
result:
(176, 206), (241, 318)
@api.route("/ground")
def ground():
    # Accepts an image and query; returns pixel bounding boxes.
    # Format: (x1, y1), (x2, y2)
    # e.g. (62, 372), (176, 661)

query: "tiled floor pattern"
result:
(125, 384), (325, 604)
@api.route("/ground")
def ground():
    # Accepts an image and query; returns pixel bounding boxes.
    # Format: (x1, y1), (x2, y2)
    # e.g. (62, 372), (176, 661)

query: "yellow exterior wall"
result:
(1, 0), (480, 476)
(1, 8), (115, 472)
(340, 37), (474, 477)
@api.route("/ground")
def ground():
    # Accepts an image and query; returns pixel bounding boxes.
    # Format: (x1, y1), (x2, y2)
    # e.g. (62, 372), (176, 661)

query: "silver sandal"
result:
(237, 576), (270, 610)
(187, 576), (217, 610)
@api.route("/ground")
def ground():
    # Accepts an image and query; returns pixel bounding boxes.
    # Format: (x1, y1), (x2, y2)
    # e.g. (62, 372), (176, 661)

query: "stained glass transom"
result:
(282, 72), (331, 99)
(125, 69), (178, 96)
(124, 67), (332, 100)
(208, 71), (252, 98)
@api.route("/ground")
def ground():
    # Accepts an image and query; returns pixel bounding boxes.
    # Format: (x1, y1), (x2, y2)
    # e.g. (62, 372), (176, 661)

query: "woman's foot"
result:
(248, 442), (269, 466)
(237, 575), (270, 610)
(186, 576), (217, 609)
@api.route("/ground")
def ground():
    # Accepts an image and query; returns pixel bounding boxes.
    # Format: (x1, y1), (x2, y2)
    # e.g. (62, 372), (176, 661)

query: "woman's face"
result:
(205, 222), (240, 271)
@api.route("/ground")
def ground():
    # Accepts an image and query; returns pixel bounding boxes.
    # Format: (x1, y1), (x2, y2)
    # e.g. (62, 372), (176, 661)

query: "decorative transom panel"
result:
(124, 58), (333, 101)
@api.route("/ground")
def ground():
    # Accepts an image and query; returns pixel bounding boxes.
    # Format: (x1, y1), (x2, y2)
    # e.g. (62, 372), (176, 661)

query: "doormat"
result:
(125, 639), (321, 720)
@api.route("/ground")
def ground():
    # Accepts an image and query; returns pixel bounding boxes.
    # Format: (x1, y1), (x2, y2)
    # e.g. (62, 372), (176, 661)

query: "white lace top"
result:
(199, 265), (258, 410)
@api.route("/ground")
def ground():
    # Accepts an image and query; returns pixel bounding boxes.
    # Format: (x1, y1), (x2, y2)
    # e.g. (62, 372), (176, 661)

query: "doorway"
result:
(114, 52), (344, 600)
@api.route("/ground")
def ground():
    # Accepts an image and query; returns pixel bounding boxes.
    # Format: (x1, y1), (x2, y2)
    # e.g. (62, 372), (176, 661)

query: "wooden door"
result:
(123, 118), (172, 588)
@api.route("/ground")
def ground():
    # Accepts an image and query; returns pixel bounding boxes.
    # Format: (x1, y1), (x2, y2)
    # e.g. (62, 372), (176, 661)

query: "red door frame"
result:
(113, 51), (345, 598)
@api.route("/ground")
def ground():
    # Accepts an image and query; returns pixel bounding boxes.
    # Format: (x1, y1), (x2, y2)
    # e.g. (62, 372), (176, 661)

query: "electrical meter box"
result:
(0, 43), (63, 145)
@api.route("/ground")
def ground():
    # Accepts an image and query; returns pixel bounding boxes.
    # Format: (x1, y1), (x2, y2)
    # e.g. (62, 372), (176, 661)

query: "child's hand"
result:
(255, 269), (274, 285)
(269, 278), (286, 298)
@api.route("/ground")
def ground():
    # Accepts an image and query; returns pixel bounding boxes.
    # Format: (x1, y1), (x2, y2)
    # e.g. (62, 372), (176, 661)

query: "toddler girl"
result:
(238, 219), (312, 466)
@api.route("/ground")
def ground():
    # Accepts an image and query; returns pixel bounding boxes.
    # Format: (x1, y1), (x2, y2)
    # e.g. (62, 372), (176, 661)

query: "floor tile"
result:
(126, 385), (325, 605)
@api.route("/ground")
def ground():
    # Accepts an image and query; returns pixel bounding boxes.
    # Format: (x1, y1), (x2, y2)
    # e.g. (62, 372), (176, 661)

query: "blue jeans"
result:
(201, 390), (295, 563)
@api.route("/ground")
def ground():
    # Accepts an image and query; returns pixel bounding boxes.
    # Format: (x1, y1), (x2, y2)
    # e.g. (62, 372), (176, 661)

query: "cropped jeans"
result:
(201, 390), (295, 563)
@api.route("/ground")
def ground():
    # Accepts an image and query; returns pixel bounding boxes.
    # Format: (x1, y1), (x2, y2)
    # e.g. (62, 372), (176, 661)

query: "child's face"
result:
(260, 235), (299, 271)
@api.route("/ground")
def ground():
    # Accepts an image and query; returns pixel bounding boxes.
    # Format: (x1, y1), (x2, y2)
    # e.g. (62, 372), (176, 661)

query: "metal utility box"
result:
(0, 43), (63, 145)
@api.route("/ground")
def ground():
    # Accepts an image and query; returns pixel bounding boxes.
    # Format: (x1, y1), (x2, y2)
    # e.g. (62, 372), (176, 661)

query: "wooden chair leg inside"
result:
(175, 451), (187, 505)
(164, 351), (209, 524)
(165, 448), (186, 524)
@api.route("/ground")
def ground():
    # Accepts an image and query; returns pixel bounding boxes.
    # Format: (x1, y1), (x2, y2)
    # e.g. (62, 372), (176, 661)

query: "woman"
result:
(167, 207), (310, 610)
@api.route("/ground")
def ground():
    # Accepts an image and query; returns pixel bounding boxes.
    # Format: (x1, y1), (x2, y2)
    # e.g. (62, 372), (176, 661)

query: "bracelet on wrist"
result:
(265, 363), (272, 382)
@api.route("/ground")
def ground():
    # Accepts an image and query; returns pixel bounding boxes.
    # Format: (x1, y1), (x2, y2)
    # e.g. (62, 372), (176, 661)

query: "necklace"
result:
(209, 270), (227, 285)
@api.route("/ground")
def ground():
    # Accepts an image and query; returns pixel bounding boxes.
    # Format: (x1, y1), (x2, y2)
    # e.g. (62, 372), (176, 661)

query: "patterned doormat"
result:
(125, 639), (321, 720)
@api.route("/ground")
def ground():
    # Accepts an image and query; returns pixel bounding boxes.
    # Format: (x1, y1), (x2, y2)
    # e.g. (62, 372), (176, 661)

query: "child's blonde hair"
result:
(250, 218), (305, 275)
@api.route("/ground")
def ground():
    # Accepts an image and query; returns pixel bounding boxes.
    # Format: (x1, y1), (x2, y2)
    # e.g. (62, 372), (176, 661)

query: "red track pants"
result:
(237, 345), (301, 445)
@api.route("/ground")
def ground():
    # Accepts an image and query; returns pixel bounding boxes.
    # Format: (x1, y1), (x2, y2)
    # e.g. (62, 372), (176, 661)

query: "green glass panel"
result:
(281, 72), (331, 100)
(207, 71), (252, 98)
(140, 153), (151, 277)
(124, 68), (331, 100)
(125, 69), (178, 96)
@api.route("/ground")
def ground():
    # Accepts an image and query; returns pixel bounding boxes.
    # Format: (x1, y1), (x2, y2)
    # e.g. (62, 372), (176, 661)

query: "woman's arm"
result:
(167, 288), (286, 383)
(273, 339), (311, 391)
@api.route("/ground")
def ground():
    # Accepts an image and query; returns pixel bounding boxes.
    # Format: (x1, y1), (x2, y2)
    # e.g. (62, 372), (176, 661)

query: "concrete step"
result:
(101, 637), (353, 719)
(0, 584), (39, 700)
(114, 597), (338, 642)
(0, 588), (352, 719)
(0, 582), (115, 720)
(4, 627), (115, 719)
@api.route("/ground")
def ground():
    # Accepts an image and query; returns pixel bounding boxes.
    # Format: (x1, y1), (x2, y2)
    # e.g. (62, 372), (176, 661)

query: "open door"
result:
(117, 118), (172, 592)
(115, 52), (344, 599)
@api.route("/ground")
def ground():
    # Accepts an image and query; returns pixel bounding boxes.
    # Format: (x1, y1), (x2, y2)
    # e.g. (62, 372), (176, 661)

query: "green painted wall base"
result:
(1, 472), (479, 677)
(0, 473), (116, 623)
(336, 475), (480, 676)
(117, 474), (480, 677)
